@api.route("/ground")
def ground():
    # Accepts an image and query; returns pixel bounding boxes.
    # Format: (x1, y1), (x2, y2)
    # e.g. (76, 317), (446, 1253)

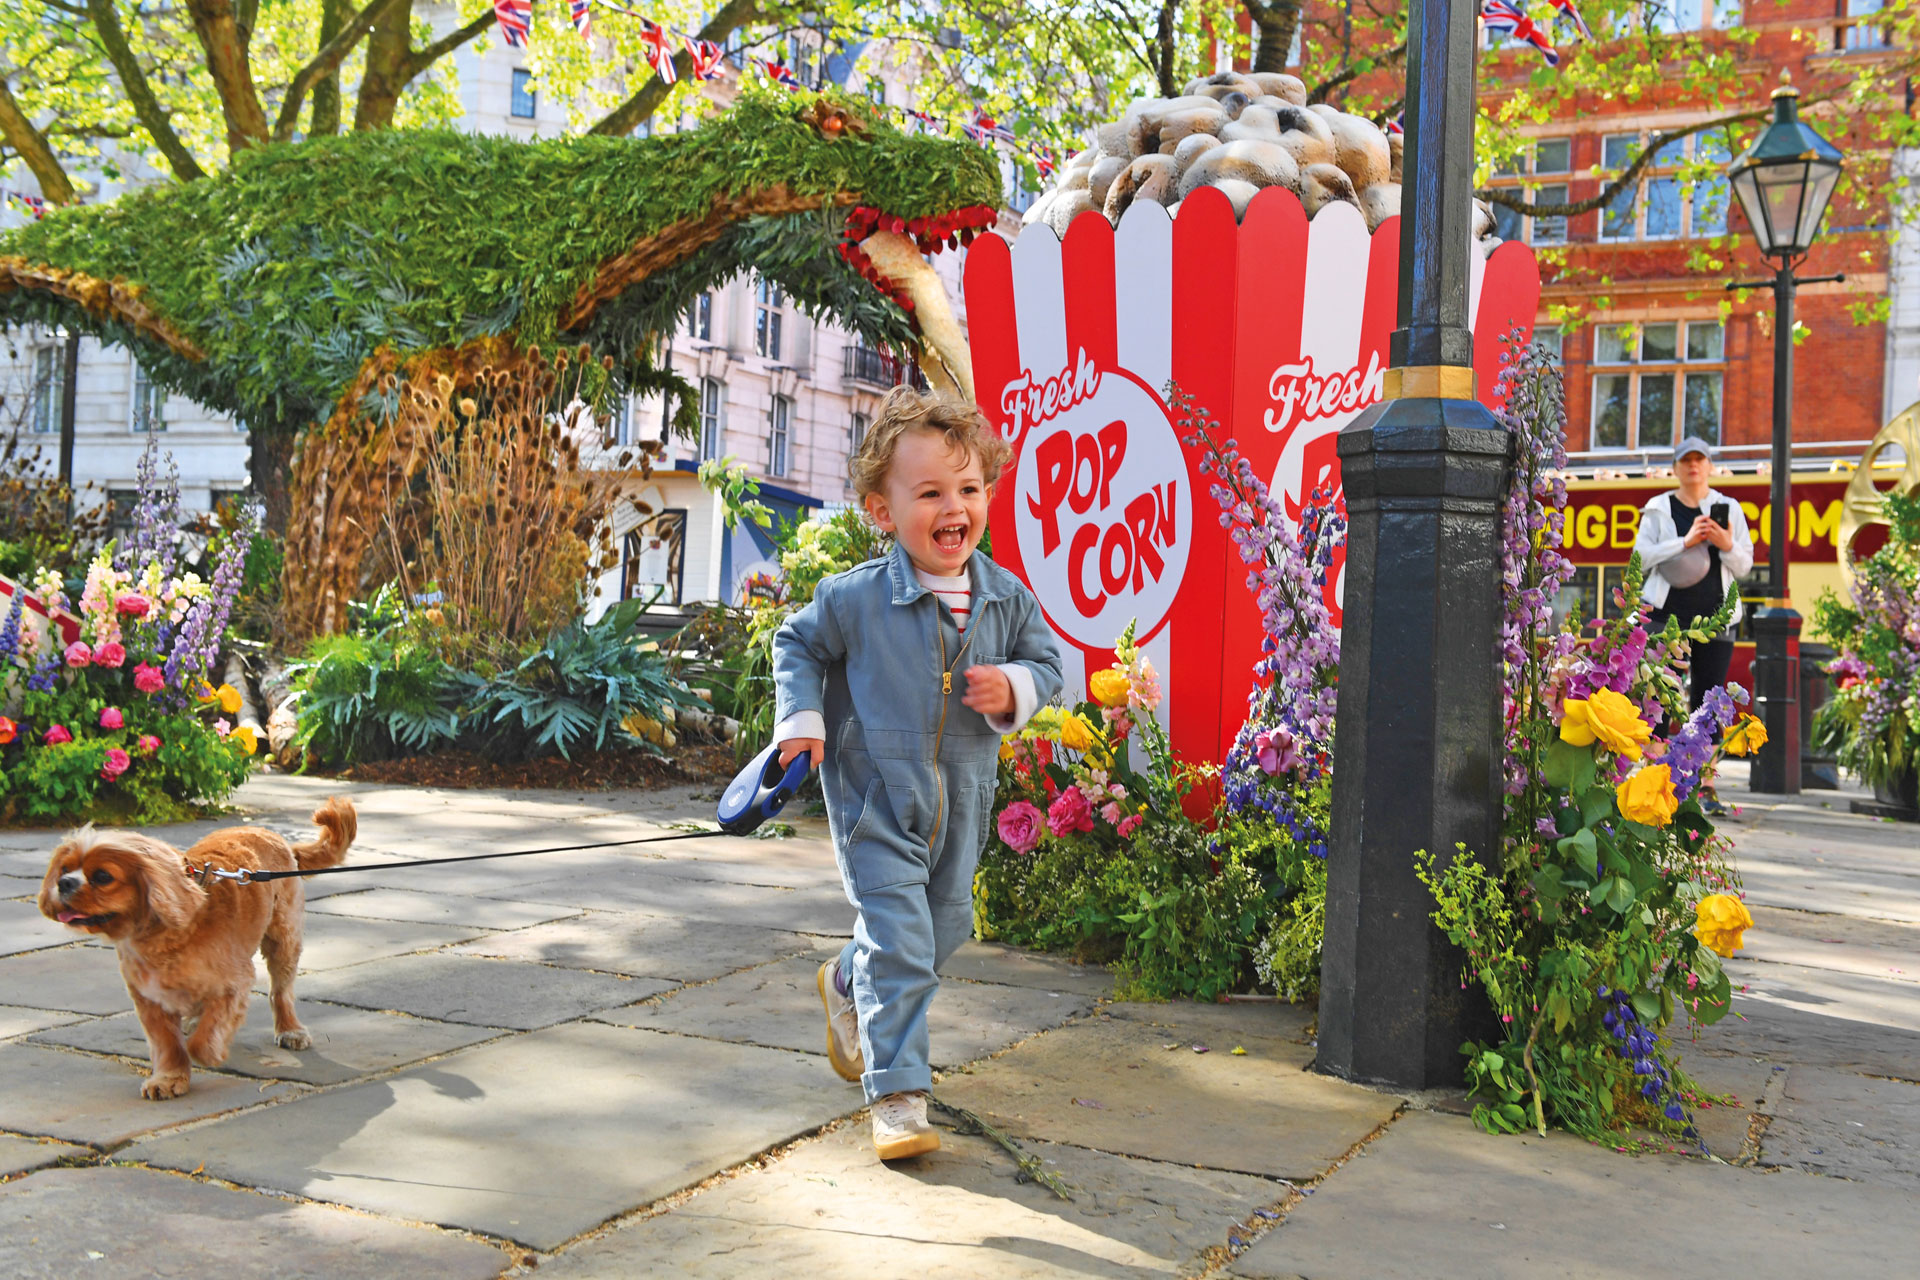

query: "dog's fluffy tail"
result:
(292, 797), (355, 871)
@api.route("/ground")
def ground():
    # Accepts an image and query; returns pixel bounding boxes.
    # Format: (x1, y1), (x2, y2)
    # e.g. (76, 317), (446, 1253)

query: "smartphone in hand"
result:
(1710, 502), (1730, 528)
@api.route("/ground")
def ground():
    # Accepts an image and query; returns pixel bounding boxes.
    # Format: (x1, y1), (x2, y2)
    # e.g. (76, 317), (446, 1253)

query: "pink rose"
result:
(1046, 786), (1095, 838)
(44, 724), (73, 745)
(1117, 814), (1144, 838)
(99, 707), (124, 730)
(63, 642), (92, 668)
(996, 800), (1045, 854)
(100, 748), (130, 781)
(133, 663), (166, 695)
(116, 593), (152, 618)
(137, 734), (161, 755)
(93, 642), (127, 668)
(1100, 800), (1124, 826)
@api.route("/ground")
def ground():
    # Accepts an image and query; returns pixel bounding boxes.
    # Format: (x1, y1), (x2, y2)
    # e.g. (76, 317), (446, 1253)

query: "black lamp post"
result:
(1316, 0), (1507, 1089)
(1725, 85), (1845, 794)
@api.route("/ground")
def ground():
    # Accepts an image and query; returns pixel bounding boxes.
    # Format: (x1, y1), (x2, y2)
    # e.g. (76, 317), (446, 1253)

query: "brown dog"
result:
(38, 798), (356, 1099)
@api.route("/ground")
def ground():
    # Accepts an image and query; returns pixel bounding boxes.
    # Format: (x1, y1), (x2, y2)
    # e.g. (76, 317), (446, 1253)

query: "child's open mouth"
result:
(932, 524), (968, 553)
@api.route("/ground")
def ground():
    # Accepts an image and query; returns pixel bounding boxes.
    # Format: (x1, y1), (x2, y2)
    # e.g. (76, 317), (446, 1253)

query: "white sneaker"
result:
(817, 959), (863, 1083)
(871, 1090), (939, 1161)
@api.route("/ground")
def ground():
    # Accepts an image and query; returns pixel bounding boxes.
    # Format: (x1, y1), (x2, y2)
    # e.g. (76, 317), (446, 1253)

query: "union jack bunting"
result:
(1384, 112), (1404, 137)
(1481, 0), (1559, 66)
(569, 0), (591, 39)
(493, 0), (531, 48)
(1032, 149), (1056, 180)
(963, 114), (1014, 145)
(902, 108), (939, 135)
(1548, 0), (1593, 39)
(3, 190), (48, 219)
(758, 59), (803, 89)
(640, 18), (678, 83)
(686, 38), (725, 81)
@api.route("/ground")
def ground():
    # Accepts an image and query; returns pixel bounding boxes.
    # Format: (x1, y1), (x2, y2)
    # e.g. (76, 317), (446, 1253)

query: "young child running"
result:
(772, 386), (1062, 1161)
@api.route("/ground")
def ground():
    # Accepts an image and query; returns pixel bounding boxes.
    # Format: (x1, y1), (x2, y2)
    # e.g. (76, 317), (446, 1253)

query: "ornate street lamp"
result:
(1726, 86), (1845, 794)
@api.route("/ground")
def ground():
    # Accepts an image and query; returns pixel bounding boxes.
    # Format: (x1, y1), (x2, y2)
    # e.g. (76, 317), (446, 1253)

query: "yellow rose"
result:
(1560, 689), (1652, 760)
(230, 724), (259, 755)
(1723, 713), (1768, 758)
(999, 738), (1016, 761)
(1089, 669), (1131, 709)
(216, 683), (243, 715)
(1059, 713), (1097, 754)
(1693, 893), (1754, 957)
(1616, 764), (1679, 827)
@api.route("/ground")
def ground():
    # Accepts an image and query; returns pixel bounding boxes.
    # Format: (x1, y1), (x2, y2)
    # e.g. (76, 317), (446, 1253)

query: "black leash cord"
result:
(191, 828), (721, 885)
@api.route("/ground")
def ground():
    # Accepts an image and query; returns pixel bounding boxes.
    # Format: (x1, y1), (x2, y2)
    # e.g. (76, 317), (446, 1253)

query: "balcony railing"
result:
(844, 345), (930, 391)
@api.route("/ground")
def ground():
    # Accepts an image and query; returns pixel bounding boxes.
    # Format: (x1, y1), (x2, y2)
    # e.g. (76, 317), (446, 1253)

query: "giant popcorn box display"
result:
(964, 186), (1541, 770)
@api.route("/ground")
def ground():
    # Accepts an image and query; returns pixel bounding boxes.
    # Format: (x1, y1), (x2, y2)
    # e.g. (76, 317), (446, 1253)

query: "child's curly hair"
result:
(850, 386), (1012, 500)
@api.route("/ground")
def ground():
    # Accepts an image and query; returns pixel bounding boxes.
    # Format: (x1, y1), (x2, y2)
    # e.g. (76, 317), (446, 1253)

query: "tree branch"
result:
(404, 8), (499, 77)
(1241, 0), (1301, 75)
(85, 0), (207, 181)
(0, 79), (76, 204)
(310, 0), (350, 136)
(1153, 0), (1179, 99)
(1477, 109), (1768, 218)
(591, 0), (765, 137)
(272, 0), (411, 142)
(1308, 40), (1405, 105)
(185, 0), (272, 152)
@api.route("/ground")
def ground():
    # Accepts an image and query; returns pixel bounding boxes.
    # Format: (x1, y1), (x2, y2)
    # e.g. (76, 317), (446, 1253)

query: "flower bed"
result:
(1813, 492), (1919, 810)
(1, 444), (260, 825)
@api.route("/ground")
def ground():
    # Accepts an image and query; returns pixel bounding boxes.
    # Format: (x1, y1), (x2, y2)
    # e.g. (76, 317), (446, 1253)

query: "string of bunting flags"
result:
(1481, 0), (1594, 67)
(486, 0), (1057, 175)
(3, 190), (50, 219)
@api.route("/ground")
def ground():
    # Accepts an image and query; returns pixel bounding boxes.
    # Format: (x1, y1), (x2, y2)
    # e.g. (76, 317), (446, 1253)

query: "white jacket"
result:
(1633, 486), (1755, 627)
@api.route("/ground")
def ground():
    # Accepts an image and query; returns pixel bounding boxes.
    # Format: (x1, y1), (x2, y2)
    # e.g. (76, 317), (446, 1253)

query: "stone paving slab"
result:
(0, 901), (74, 958)
(1736, 860), (1920, 924)
(1684, 995), (1920, 1081)
(261, 912), (487, 973)
(596, 954), (1094, 1068)
(932, 1009), (1400, 1182)
(126, 1021), (862, 1251)
(538, 1120), (1279, 1279)
(0, 1166), (509, 1280)
(1730, 957), (1920, 1035)
(940, 941), (1116, 998)
(0, 946), (139, 1015)
(304, 888), (583, 931)
(1226, 1111), (1914, 1280)
(1103, 999), (1316, 1043)
(0, 1042), (301, 1147)
(1737, 928), (1920, 986)
(1672, 1054), (1781, 1160)
(295, 953), (672, 1030)
(503, 866), (856, 934)
(449, 912), (814, 983)
(31, 994), (500, 1086)
(0, 1134), (88, 1178)
(0, 1006), (91, 1041)
(1760, 1064), (1920, 1191)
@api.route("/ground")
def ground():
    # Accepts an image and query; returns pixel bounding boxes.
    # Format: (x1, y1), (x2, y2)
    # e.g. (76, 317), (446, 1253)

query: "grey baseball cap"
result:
(1673, 436), (1715, 462)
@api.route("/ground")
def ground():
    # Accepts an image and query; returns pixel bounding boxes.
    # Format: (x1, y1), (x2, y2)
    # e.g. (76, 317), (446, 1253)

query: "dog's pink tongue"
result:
(56, 911), (83, 924)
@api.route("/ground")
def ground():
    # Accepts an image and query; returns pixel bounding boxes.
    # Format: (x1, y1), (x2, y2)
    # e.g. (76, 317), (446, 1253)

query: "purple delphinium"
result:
(1598, 986), (1699, 1143)
(24, 647), (61, 694)
(1661, 685), (1745, 799)
(1176, 388), (1345, 857)
(0, 590), (23, 667)
(162, 501), (260, 693)
(118, 434), (183, 578)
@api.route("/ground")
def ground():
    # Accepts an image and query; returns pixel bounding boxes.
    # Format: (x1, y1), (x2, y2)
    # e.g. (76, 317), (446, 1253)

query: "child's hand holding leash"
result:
(962, 665), (1013, 718)
(778, 738), (825, 768)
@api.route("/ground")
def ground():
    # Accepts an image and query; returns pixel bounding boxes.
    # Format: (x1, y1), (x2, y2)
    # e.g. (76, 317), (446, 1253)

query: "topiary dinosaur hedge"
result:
(0, 89), (1001, 639)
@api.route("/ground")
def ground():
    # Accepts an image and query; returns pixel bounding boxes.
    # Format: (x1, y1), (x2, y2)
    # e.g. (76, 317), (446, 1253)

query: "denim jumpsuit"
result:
(773, 542), (1063, 1100)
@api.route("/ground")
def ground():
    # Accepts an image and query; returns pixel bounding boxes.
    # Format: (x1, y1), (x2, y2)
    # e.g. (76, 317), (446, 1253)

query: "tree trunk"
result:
(353, 0), (414, 132)
(0, 81), (76, 204)
(249, 429), (297, 535)
(86, 0), (208, 181)
(311, 0), (350, 136)
(1247, 0), (1300, 73)
(186, 0), (271, 152)
(590, 0), (762, 136)
(1154, 1), (1180, 98)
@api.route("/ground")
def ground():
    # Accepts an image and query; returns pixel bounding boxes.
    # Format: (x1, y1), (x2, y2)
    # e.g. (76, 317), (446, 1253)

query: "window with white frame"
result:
(29, 343), (64, 433)
(1843, 0), (1889, 49)
(1589, 320), (1725, 451)
(786, 33), (815, 86)
(768, 394), (792, 477)
(755, 277), (784, 360)
(699, 377), (723, 461)
(605, 393), (631, 446)
(686, 292), (711, 340)
(511, 69), (537, 120)
(1642, 0), (1741, 30)
(130, 362), (167, 433)
(847, 411), (869, 491)
(1599, 130), (1732, 243)
(1533, 324), (1565, 366)
(1485, 137), (1571, 246)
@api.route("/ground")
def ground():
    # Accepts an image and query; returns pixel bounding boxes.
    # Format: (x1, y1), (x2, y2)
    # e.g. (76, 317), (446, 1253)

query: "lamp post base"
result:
(1749, 606), (1802, 795)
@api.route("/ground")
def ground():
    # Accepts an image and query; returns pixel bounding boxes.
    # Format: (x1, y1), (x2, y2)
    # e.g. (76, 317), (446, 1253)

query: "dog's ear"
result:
(122, 837), (206, 933)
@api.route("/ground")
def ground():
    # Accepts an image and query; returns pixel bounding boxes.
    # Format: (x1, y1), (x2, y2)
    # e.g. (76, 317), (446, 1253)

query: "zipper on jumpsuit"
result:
(929, 603), (974, 853)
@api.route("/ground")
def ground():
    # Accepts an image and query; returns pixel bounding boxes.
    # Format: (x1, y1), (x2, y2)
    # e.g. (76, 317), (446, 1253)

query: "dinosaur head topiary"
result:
(0, 88), (1002, 436)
